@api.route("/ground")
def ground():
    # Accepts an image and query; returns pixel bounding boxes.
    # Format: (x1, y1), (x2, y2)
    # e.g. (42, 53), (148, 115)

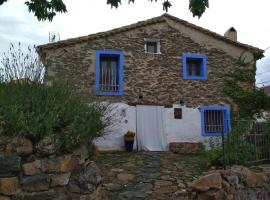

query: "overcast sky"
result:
(0, 0), (269, 86)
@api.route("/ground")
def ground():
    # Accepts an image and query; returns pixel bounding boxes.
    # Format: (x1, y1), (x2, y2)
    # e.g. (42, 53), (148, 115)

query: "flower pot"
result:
(124, 139), (134, 152)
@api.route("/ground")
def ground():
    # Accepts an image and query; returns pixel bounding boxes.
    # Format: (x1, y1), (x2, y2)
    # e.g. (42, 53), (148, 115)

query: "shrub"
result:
(0, 81), (113, 149)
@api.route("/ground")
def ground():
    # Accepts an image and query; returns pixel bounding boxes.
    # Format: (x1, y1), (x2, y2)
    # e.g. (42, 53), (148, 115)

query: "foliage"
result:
(224, 52), (270, 119)
(124, 131), (135, 140)
(0, 43), (44, 83)
(0, 0), (209, 21)
(202, 137), (223, 168)
(223, 121), (256, 165)
(0, 81), (113, 149)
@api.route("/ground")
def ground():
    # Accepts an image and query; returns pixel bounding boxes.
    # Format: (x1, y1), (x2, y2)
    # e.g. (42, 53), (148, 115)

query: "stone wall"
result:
(39, 22), (253, 108)
(0, 136), (104, 200)
(187, 165), (270, 200)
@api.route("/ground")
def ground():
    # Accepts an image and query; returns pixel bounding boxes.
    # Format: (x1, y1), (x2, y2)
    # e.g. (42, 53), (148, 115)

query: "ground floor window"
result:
(200, 106), (231, 136)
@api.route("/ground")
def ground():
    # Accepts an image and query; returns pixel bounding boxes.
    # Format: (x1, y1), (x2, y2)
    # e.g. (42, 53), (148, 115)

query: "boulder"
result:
(169, 142), (203, 154)
(191, 172), (222, 192)
(117, 173), (135, 182)
(6, 137), (33, 156)
(0, 177), (20, 195)
(0, 195), (10, 200)
(70, 161), (102, 194)
(231, 166), (266, 187)
(72, 144), (89, 164)
(0, 155), (21, 177)
(41, 155), (79, 173)
(12, 189), (65, 200)
(22, 160), (41, 176)
(35, 135), (61, 156)
(50, 172), (71, 187)
(22, 174), (50, 192)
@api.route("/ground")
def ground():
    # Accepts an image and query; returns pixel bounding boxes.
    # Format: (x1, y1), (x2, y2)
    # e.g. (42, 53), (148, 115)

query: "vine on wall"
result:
(223, 52), (270, 119)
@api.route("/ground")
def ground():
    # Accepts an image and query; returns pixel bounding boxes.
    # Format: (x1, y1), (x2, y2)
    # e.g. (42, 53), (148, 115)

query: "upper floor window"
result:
(95, 50), (124, 96)
(200, 106), (231, 136)
(182, 54), (207, 80)
(144, 39), (161, 54)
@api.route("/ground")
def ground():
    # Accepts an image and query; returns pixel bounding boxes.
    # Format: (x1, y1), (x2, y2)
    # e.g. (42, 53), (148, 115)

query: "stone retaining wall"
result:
(0, 135), (103, 200)
(189, 165), (270, 200)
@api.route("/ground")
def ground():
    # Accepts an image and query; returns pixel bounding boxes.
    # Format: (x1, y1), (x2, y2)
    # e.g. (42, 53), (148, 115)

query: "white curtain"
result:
(136, 105), (167, 151)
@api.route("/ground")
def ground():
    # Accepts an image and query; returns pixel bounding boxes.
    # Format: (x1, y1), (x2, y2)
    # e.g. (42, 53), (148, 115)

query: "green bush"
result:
(0, 81), (112, 149)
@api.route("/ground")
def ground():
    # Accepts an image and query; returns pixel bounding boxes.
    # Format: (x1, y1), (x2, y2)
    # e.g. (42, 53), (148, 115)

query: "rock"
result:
(103, 183), (121, 191)
(155, 185), (178, 194)
(12, 189), (62, 200)
(35, 135), (61, 156)
(72, 144), (89, 164)
(71, 161), (102, 194)
(111, 168), (124, 173)
(22, 160), (41, 175)
(226, 175), (239, 187)
(0, 195), (10, 200)
(22, 174), (50, 192)
(117, 173), (135, 182)
(198, 189), (224, 200)
(0, 177), (20, 195)
(0, 155), (21, 177)
(155, 180), (173, 187)
(231, 166), (266, 187)
(50, 172), (71, 187)
(41, 155), (79, 173)
(191, 172), (222, 192)
(118, 191), (147, 199)
(5, 137), (33, 156)
(169, 142), (203, 154)
(178, 182), (186, 188)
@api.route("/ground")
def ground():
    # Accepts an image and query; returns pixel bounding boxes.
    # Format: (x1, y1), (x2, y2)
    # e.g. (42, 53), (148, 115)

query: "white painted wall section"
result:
(95, 103), (206, 151)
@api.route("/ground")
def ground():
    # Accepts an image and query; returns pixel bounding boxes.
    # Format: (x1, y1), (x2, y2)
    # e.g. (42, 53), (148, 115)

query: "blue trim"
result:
(95, 50), (124, 96)
(182, 54), (207, 80)
(200, 106), (231, 136)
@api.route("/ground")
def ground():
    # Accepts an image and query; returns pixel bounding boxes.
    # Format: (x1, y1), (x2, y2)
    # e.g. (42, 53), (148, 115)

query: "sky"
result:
(0, 0), (270, 86)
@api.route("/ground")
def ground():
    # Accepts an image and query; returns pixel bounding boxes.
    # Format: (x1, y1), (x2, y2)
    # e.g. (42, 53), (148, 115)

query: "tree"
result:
(0, 0), (209, 22)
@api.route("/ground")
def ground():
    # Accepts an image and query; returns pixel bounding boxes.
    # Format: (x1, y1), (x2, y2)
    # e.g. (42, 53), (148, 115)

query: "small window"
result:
(174, 108), (182, 119)
(182, 54), (207, 80)
(144, 39), (160, 54)
(95, 50), (123, 96)
(200, 106), (231, 136)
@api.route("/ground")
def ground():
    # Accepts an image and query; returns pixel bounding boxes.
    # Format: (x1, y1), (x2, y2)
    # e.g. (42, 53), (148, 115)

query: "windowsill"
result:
(202, 132), (229, 137)
(183, 76), (207, 80)
(95, 91), (123, 96)
(145, 51), (161, 55)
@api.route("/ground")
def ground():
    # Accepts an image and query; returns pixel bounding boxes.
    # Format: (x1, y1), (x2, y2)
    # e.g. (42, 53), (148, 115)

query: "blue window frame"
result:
(182, 54), (207, 80)
(95, 50), (124, 96)
(200, 106), (231, 136)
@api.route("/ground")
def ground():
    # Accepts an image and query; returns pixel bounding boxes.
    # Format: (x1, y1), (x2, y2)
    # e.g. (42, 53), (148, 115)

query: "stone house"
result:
(37, 14), (263, 152)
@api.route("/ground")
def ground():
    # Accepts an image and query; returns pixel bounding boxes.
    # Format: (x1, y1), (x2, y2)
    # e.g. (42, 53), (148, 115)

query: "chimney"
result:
(224, 27), (237, 42)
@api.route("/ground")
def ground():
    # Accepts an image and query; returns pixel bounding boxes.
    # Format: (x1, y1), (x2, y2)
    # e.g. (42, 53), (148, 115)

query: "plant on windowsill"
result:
(124, 131), (135, 152)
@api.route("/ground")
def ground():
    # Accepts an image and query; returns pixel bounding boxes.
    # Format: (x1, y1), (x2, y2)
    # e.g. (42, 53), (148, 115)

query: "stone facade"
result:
(189, 165), (270, 200)
(0, 136), (104, 200)
(38, 15), (259, 108)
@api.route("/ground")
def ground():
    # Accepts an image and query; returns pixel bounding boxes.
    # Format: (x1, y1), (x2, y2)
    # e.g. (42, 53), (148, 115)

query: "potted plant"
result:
(124, 131), (135, 152)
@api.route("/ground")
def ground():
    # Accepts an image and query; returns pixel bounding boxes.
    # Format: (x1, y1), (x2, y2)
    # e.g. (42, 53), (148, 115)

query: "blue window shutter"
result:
(95, 50), (124, 96)
(182, 54), (207, 80)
